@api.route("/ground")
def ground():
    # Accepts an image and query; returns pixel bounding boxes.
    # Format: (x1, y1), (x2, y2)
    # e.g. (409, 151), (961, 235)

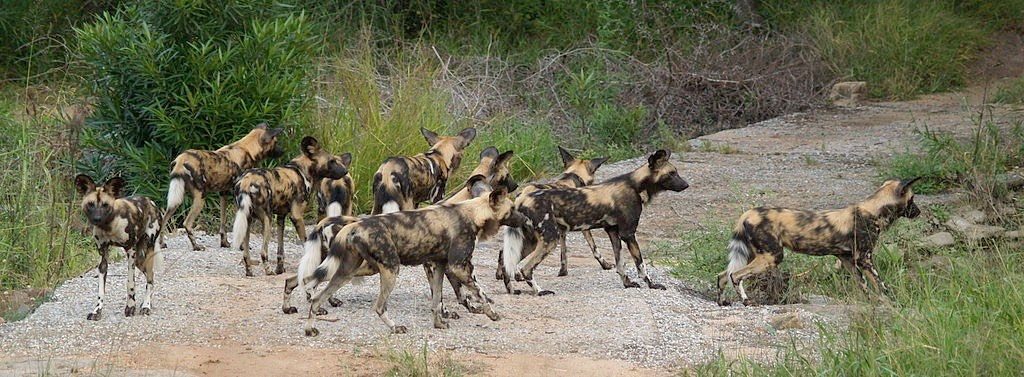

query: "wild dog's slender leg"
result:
(183, 189), (206, 251)
(373, 267), (405, 334)
(303, 270), (354, 337)
(584, 230), (613, 270)
(161, 204), (179, 248)
(427, 262), (449, 329)
(282, 274), (299, 314)
(495, 246), (505, 281)
(838, 255), (869, 292)
(517, 238), (557, 296)
(88, 245), (110, 320)
(423, 265), (456, 319)
(124, 250), (137, 317)
(624, 235), (665, 290)
(218, 194), (230, 248)
(558, 234), (569, 277)
(273, 215), (286, 275)
(241, 218), (254, 276)
(716, 270), (731, 306)
(730, 253), (777, 306)
(289, 203), (307, 243)
(856, 254), (888, 294)
(260, 212), (273, 275)
(443, 270), (467, 318)
(607, 228), (639, 288)
(448, 263), (500, 321)
(140, 247), (156, 315)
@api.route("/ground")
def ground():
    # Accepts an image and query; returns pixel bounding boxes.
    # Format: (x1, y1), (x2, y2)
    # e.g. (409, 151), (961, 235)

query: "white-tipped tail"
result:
(502, 225), (525, 280)
(326, 202), (342, 218)
(297, 231), (323, 296)
(381, 200), (399, 214)
(231, 194), (252, 250)
(166, 177), (185, 209)
(725, 238), (752, 275)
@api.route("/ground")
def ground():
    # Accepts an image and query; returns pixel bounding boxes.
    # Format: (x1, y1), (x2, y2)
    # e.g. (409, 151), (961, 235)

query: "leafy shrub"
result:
(74, 0), (320, 201)
(0, 0), (116, 80)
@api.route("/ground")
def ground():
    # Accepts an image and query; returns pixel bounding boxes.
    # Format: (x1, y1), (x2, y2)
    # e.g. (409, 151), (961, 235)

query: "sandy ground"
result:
(0, 87), (1017, 376)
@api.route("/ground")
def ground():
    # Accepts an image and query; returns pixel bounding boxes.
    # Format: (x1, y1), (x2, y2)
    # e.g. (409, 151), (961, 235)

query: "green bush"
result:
(74, 0), (320, 201)
(0, 0), (116, 80)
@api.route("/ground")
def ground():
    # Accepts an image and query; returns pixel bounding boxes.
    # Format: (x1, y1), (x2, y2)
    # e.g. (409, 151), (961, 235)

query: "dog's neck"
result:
(625, 166), (663, 203)
(285, 155), (314, 192)
(423, 150), (453, 180)
(554, 172), (587, 188)
(219, 131), (264, 169)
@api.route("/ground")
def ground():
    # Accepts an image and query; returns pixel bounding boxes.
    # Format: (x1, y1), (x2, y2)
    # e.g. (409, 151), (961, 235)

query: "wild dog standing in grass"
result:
(496, 146), (609, 281)
(75, 175), (163, 320)
(502, 150), (689, 295)
(162, 123), (284, 251)
(316, 152), (354, 219)
(301, 187), (526, 336)
(231, 136), (348, 276)
(717, 178), (922, 306)
(371, 127), (476, 214)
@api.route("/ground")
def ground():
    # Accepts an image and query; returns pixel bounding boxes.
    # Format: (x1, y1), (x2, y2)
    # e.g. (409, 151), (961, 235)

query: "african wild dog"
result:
(75, 175), (163, 320)
(371, 127), (476, 214)
(162, 123), (284, 251)
(716, 178), (921, 306)
(316, 153), (354, 219)
(301, 187), (527, 336)
(502, 150), (688, 295)
(439, 146), (517, 203)
(495, 146), (609, 281)
(231, 136), (348, 276)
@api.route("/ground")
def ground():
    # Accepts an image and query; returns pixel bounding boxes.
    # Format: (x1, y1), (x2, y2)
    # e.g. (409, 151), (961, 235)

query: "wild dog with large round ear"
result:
(163, 123), (284, 251)
(316, 152), (355, 220)
(716, 178), (922, 306)
(502, 149), (688, 295)
(75, 174), (163, 320)
(231, 136), (349, 276)
(371, 127), (477, 215)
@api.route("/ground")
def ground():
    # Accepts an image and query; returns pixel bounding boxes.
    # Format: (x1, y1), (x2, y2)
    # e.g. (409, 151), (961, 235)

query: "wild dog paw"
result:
(192, 244), (206, 252)
(220, 239), (231, 248)
(275, 264), (285, 275)
(648, 282), (667, 290)
(304, 327), (320, 337)
(495, 269), (505, 280)
(328, 297), (342, 307)
(717, 299), (731, 307)
(599, 261), (614, 270)
(538, 290), (555, 296)
(87, 311), (101, 321)
(514, 271), (525, 281)
(444, 308), (463, 318)
(486, 311), (501, 321)
(557, 268), (568, 277)
(283, 306), (298, 314)
(244, 269), (254, 277)
(623, 280), (641, 288)
(315, 307), (328, 316)
(140, 307), (151, 316)
(742, 298), (758, 307)
(124, 306), (136, 317)
(433, 319), (450, 329)
(391, 325), (408, 334)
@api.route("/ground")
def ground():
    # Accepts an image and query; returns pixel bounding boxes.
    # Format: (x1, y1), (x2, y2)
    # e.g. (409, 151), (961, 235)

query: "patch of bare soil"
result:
(0, 86), (1019, 376)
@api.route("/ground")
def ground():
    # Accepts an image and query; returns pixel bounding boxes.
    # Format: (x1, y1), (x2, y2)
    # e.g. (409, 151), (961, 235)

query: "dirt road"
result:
(0, 88), (1007, 376)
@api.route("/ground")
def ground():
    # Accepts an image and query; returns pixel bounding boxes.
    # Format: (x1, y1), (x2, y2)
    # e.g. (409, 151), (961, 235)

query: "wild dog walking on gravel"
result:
(717, 178), (921, 306)
(301, 187), (527, 336)
(502, 150), (689, 295)
(162, 123), (284, 250)
(316, 153), (354, 219)
(495, 146), (609, 281)
(439, 146), (517, 203)
(371, 127), (476, 214)
(231, 136), (349, 276)
(75, 175), (163, 320)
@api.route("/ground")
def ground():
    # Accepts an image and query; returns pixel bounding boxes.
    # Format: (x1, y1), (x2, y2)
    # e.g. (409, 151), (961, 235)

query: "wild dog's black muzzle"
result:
(267, 145), (285, 159)
(904, 200), (921, 218)
(668, 175), (689, 192)
(500, 176), (519, 193)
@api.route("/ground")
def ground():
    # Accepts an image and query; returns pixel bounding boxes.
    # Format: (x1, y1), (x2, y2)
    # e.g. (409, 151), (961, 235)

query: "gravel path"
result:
(0, 89), (1004, 376)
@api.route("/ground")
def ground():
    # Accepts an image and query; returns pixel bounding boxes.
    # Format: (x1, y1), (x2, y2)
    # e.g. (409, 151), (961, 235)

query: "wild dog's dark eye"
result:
(101, 202), (109, 208)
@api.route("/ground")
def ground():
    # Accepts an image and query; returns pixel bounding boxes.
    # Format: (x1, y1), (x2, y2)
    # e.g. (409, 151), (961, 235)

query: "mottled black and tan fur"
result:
(316, 153), (354, 219)
(502, 150), (688, 295)
(496, 146), (609, 281)
(75, 175), (163, 320)
(371, 127), (476, 214)
(162, 123), (284, 250)
(231, 136), (348, 276)
(717, 178), (921, 306)
(301, 188), (527, 336)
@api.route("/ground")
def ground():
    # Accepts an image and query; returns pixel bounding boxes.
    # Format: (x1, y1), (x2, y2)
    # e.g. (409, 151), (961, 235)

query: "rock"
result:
(963, 210), (987, 224)
(769, 312), (803, 330)
(829, 81), (867, 107)
(1004, 230), (1022, 240)
(922, 232), (955, 248)
(945, 216), (974, 233)
(964, 224), (1006, 241)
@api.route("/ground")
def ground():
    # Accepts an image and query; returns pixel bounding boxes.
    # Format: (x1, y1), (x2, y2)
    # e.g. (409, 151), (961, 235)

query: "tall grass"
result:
(0, 92), (93, 290)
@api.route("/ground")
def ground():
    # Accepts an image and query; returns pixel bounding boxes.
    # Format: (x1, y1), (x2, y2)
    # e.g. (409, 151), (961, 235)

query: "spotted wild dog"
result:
(502, 150), (689, 295)
(301, 187), (527, 336)
(162, 123), (284, 250)
(316, 152), (354, 219)
(75, 175), (163, 320)
(439, 146), (517, 203)
(495, 146), (610, 281)
(231, 136), (348, 276)
(716, 178), (922, 306)
(371, 127), (476, 214)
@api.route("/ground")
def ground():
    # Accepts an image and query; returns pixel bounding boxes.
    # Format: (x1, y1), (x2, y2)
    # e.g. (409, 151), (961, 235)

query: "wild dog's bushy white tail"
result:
(296, 229), (323, 296)
(326, 202), (343, 218)
(166, 177), (185, 209)
(231, 193), (252, 250)
(381, 201), (399, 214)
(725, 235), (752, 276)
(502, 225), (525, 280)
